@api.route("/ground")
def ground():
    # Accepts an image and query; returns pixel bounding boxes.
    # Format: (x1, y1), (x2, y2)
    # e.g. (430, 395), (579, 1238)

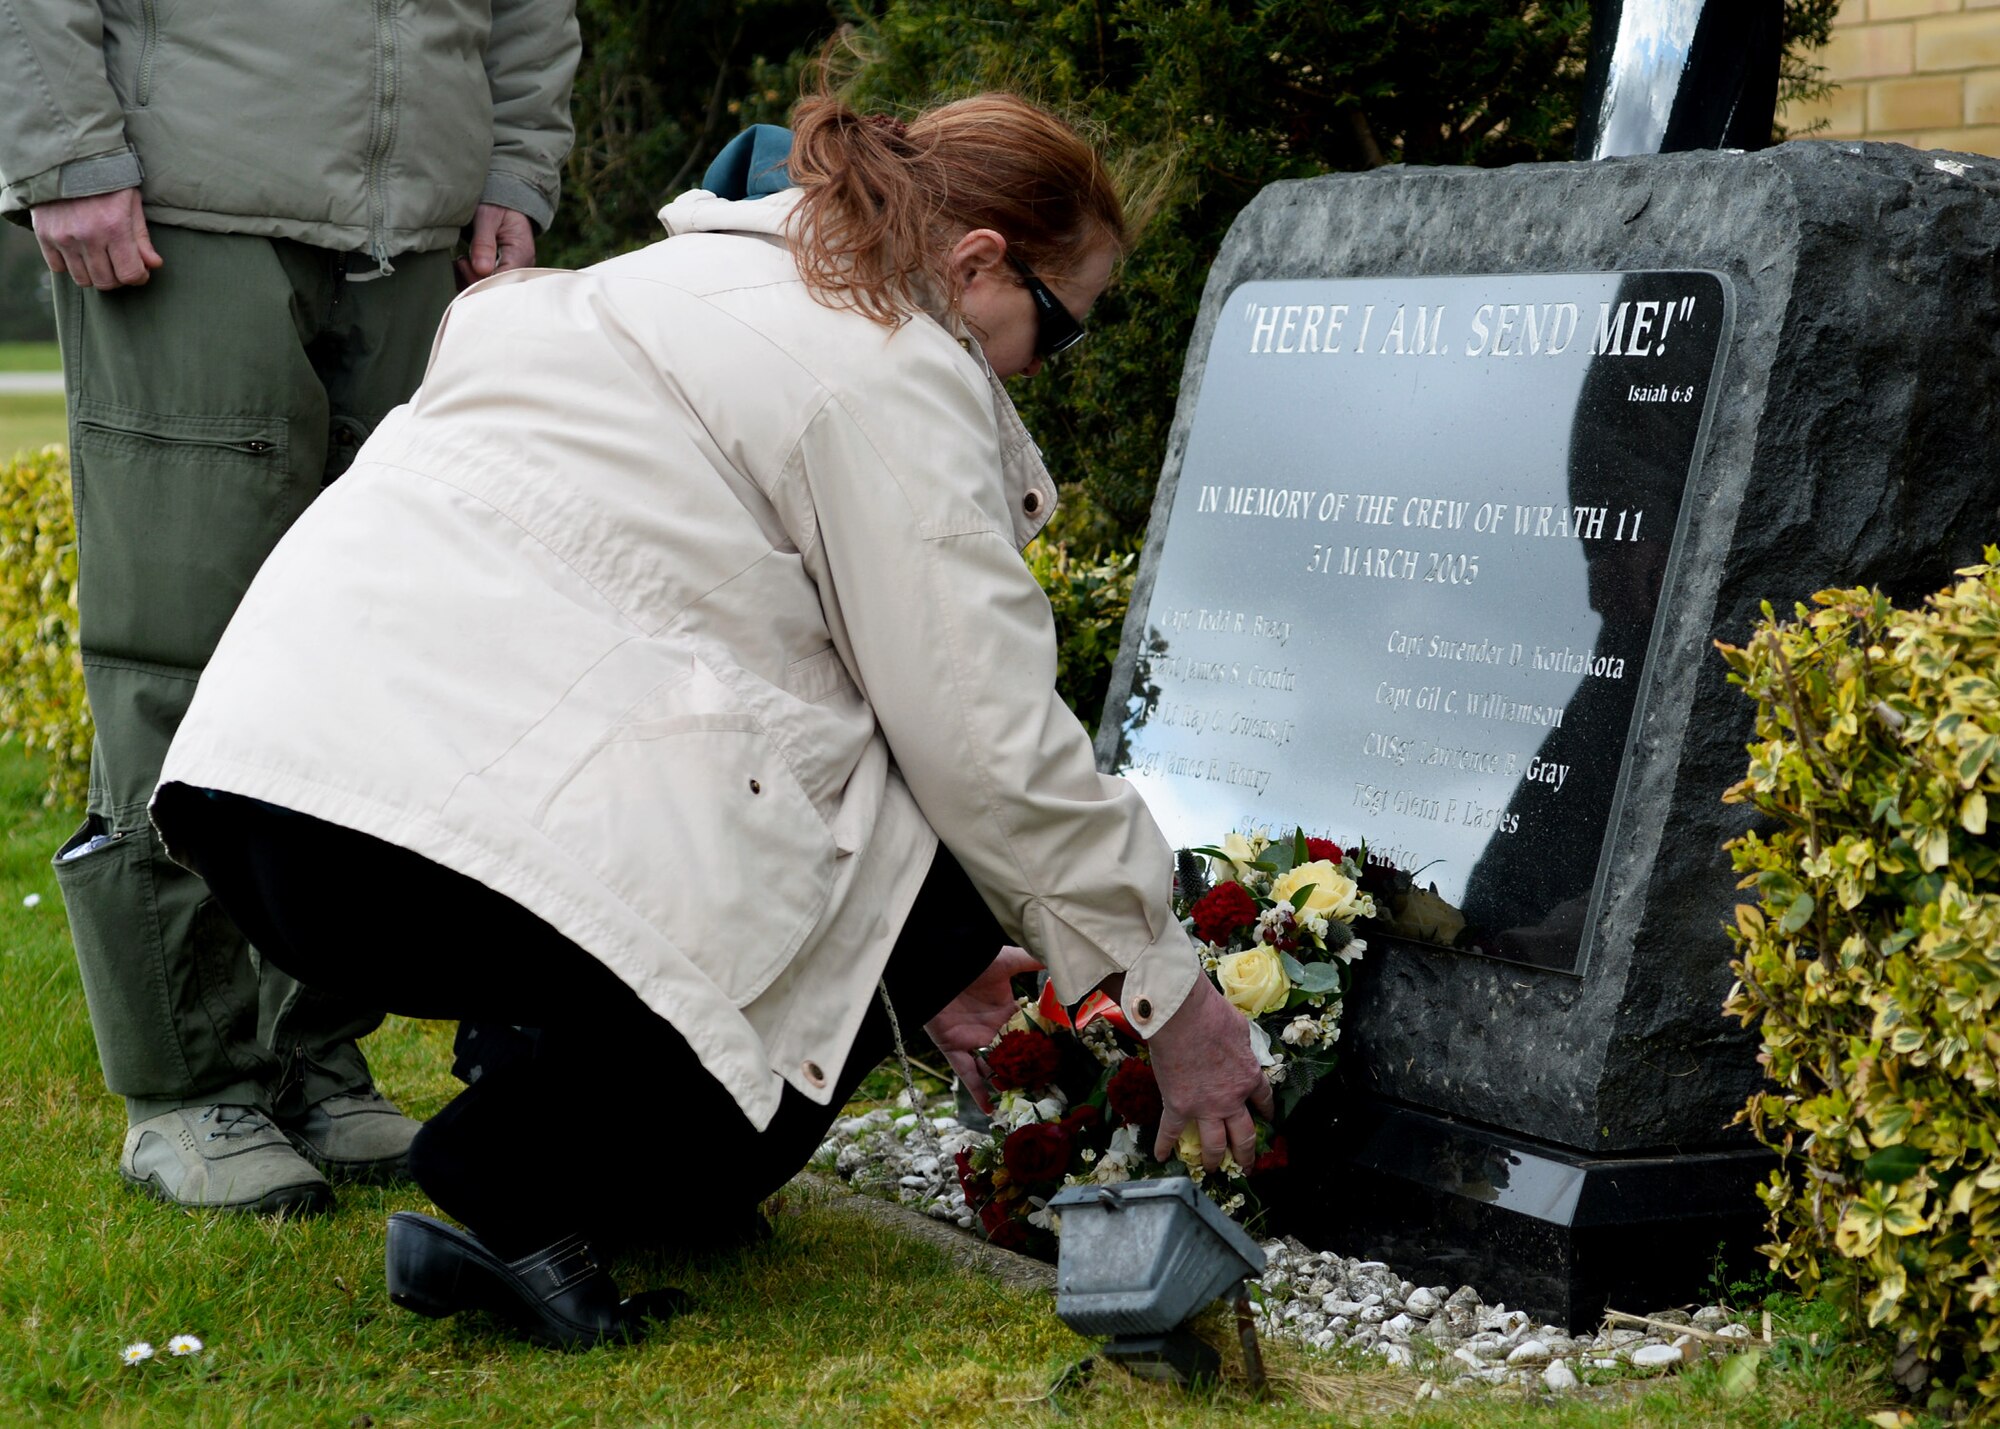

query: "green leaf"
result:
(1717, 1349), (1763, 1398)
(1293, 828), (1309, 866)
(1278, 951), (1308, 983)
(1292, 960), (1342, 995)
(1278, 1055), (1333, 1117)
(1288, 883), (1318, 912)
(1861, 1145), (1927, 1184)
(1778, 891), (1815, 936)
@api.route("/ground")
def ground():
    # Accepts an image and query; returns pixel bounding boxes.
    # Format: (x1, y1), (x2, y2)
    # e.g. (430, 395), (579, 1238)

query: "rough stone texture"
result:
(1099, 142), (2000, 1152)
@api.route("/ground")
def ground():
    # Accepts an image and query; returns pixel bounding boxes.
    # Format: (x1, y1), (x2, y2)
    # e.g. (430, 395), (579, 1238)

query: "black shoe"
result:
(385, 1212), (686, 1349)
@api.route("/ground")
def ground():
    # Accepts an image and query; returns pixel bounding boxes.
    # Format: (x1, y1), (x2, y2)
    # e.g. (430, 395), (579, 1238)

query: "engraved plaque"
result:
(1112, 271), (1731, 973)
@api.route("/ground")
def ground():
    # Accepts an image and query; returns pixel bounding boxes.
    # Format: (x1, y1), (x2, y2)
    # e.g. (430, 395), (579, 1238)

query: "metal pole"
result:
(1577, 0), (1784, 160)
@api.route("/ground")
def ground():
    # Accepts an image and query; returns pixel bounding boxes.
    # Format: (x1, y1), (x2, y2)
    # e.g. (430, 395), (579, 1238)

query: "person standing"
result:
(0, 0), (582, 1215)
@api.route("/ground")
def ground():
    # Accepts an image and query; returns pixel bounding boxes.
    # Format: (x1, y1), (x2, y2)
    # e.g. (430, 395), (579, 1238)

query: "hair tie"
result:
(864, 113), (909, 142)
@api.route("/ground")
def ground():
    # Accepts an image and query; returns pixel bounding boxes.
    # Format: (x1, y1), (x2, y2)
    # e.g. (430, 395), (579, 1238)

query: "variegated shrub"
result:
(1720, 556), (2000, 1418)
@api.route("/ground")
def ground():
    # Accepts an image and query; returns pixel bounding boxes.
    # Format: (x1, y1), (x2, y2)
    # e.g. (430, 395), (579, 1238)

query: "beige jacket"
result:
(0, 0), (579, 261)
(158, 190), (1199, 1128)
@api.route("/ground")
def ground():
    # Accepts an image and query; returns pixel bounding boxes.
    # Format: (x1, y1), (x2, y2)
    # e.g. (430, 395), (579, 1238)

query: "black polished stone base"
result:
(1279, 1099), (1774, 1332)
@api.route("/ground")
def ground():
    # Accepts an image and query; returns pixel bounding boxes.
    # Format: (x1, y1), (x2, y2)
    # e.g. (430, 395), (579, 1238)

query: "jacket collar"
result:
(658, 189), (1058, 551)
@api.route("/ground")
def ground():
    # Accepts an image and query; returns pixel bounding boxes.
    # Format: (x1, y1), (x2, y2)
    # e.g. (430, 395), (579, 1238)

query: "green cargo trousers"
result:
(50, 225), (455, 1124)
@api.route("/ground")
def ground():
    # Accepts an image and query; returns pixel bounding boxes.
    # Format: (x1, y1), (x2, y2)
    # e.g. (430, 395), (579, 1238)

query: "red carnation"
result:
(1251, 1135), (1291, 1176)
(984, 1028), (1062, 1092)
(1001, 1122), (1074, 1184)
(1106, 1058), (1163, 1133)
(1191, 881), (1258, 944)
(1062, 1104), (1103, 1137)
(1306, 837), (1344, 865)
(978, 1198), (1011, 1235)
(988, 1219), (1032, 1251)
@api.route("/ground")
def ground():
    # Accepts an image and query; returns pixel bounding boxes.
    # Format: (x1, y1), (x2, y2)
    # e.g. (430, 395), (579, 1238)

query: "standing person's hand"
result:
(32, 189), (163, 290)
(1146, 976), (1275, 1173)
(455, 203), (536, 288)
(924, 946), (1043, 1112)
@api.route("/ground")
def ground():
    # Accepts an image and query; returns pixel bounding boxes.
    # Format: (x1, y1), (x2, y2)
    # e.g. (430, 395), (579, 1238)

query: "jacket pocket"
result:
(136, 0), (159, 107)
(534, 659), (837, 1008)
(71, 401), (303, 670)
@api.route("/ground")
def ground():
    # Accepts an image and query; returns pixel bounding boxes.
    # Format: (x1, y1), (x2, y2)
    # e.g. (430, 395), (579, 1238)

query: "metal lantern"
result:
(1048, 1177), (1269, 1387)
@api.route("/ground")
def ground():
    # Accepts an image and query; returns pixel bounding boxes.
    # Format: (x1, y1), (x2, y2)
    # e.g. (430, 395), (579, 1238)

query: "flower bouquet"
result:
(951, 828), (1380, 1255)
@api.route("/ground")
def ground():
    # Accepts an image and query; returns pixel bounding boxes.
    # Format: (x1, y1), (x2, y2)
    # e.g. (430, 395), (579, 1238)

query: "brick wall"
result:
(1780, 0), (2000, 155)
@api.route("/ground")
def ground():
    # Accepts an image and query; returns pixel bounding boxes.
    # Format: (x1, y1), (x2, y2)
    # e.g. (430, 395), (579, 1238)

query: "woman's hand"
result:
(1146, 976), (1275, 1173)
(924, 946), (1043, 1111)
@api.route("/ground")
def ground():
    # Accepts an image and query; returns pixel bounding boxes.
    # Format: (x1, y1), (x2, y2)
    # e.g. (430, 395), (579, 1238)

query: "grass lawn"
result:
(0, 394), (67, 462)
(0, 740), (1915, 1426)
(0, 341), (61, 371)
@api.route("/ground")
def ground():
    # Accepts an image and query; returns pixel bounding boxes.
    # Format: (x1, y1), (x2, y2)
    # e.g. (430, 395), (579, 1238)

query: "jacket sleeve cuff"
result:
(5, 148), (143, 209)
(481, 171), (555, 231)
(1113, 921), (1203, 1041)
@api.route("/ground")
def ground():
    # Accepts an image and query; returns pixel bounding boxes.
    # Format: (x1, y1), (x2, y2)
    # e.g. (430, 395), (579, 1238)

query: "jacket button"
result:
(1135, 998), (1152, 1020)
(803, 1060), (826, 1087)
(1023, 489), (1043, 517)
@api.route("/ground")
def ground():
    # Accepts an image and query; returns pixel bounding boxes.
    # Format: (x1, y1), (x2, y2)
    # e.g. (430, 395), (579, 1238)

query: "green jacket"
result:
(0, 0), (580, 264)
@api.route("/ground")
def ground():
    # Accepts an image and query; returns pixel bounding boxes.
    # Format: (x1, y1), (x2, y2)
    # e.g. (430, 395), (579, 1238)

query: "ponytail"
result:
(787, 81), (1129, 328)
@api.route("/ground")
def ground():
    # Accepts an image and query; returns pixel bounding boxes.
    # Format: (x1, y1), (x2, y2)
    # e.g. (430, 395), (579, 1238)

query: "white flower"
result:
(1281, 1015), (1319, 1047)
(1245, 1019), (1281, 1068)
(167, 1334), (203, 1357)
(1091, 1124), (1143, 1183)
(1220, 1194), (1246, 1216)
(1078, 1147), (1098, 1163)
(1266, 1063), (1289, 1084)
(121, 1342), (154, 1366)
(1026, 1197), (1059, 1231)
(1335, 935), (1368, 965)
(21, 892), (40, 908)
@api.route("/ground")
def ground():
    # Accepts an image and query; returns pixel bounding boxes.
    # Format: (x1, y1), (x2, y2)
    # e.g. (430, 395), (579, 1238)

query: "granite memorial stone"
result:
(1097, 141), (2000, 1326)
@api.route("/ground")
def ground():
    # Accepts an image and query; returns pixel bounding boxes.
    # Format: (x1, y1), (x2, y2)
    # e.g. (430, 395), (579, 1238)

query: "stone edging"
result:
(791, 1171), (1057, 1294)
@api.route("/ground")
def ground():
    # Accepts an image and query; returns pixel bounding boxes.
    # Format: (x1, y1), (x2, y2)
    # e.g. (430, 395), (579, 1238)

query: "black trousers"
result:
(157, 786), (1003, 1257)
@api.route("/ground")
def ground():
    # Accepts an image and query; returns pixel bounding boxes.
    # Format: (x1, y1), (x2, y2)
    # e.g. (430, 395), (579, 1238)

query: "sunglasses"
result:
(1007, 254), (1087, 359)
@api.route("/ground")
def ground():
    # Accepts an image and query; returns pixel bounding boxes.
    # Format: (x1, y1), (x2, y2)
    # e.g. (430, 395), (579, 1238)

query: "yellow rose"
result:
(1176, 1123), (1205, 1168)
(1215, 945), (1291, 1016)
(1174, 1123), (1244, 1177)
(1269, 860), (1362, 922)
(1209, 830), (1263, 885)
(1392, 884), (1466, 945)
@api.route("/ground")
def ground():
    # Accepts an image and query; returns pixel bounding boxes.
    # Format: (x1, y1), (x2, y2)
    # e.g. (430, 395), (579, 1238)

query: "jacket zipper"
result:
(136, 0), (159, 107)
(76, 419), (276, 457)
(360, 0), (400, 277)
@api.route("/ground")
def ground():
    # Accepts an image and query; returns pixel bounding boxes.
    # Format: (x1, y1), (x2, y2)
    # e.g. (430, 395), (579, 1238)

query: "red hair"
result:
(787, 89), (1128, 327)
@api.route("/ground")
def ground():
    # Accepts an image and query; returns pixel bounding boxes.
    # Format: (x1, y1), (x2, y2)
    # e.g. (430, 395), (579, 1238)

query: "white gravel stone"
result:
(1506, 1338), (1551, 1366)
(814, 1088), (1765, 1383)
